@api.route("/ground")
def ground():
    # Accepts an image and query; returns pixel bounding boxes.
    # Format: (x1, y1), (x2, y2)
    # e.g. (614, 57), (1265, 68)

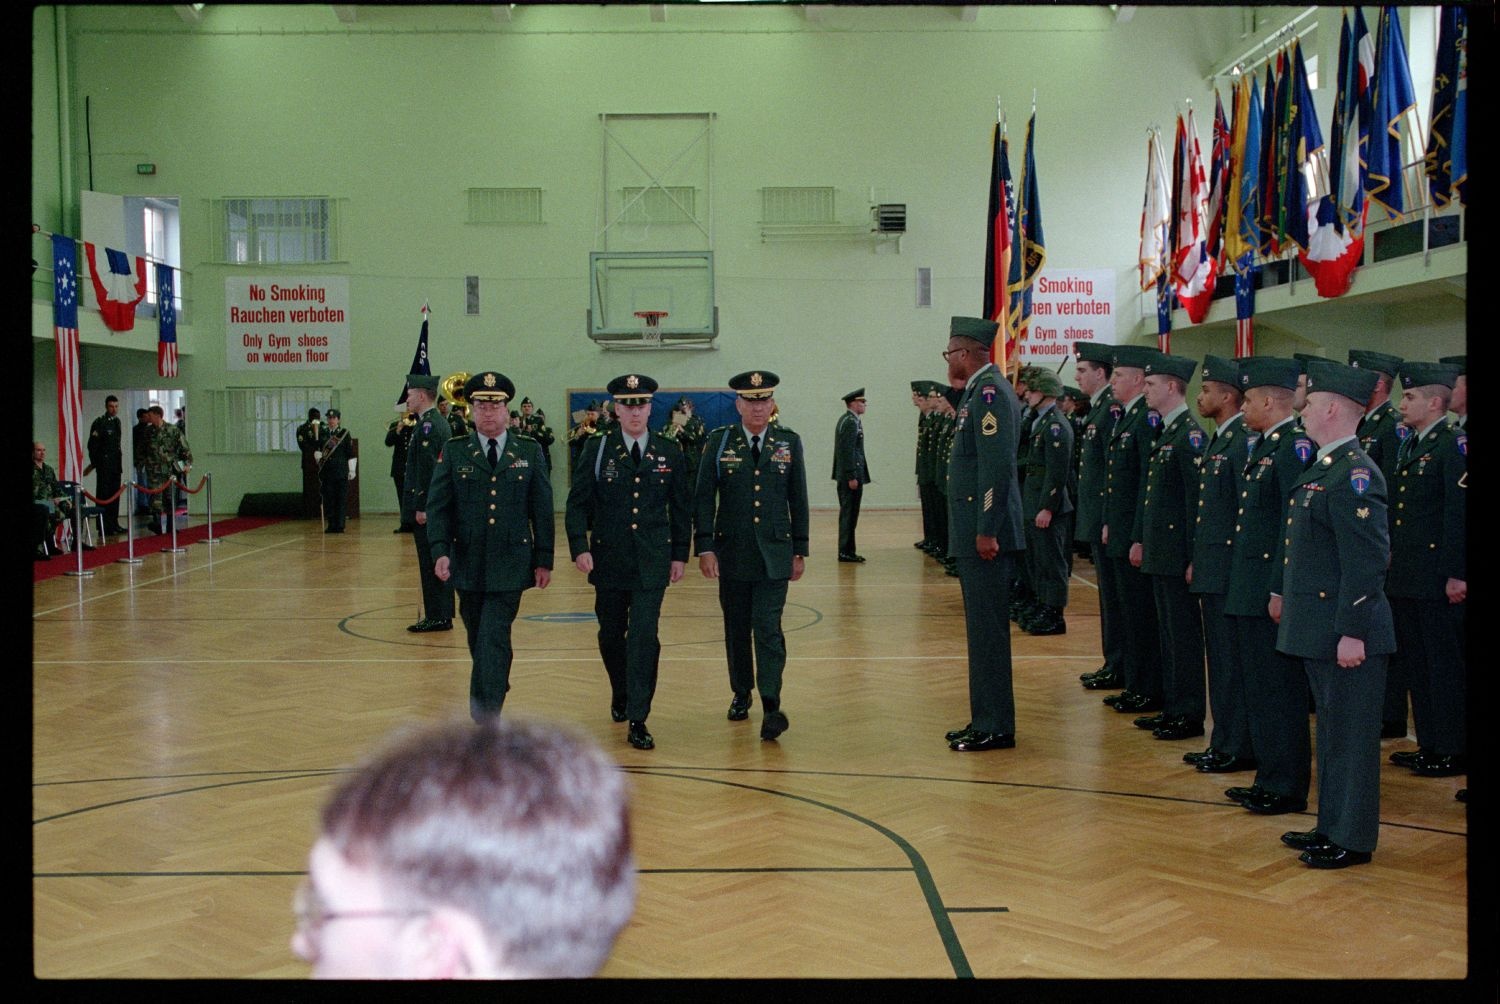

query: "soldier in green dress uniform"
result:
(941, 317), (1025, 752)
(86, 395), (126, 534)
(1018, 368), (1074, 634)
(915, 383), (943, 557)
(403, 374), (456, 633)
(1271, 360), (1396, 868)
(832, 388), (871, 562)
(911, 381), (933, 551)
(426, 371), (555, 721)
(695, 370), (810, 741)
(1439, 355), (1467, 431)
(566, 373), (693, 751)
(1072, 343), (1126, 690)
(516, 397), (556, 476)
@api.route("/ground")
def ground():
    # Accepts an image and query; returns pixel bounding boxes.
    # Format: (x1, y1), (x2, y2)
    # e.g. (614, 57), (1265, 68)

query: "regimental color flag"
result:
(157, 263), (178, 378)
(1283, 38), (1329, 257)
(1257, 57), (1282, 257)
(1006, 111), (1046, 360)
(983, 119), (1015, 368)
(1171, 108), (1215, 324)
(1204, 92), (1232, 277)
(1426, 6), (1467, 209)
(53, 234), (85, 484)
(1139, 126), (1171, 294)
(1156, 273), (1173, 354)
(83, 242), (148, 332)
(1367, 6), (1427, 220)
(396, 304), (433, 409)
(1234, 262), (1258, 358)
(1301, 10), (1370, 299)
(1226, 72), (1263, 273)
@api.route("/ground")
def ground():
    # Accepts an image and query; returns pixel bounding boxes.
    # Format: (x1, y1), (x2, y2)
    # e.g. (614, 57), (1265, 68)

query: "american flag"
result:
(1234, 259), (1257, 357)
(53, 234), (85, 483)
(157, 262), (178, 377)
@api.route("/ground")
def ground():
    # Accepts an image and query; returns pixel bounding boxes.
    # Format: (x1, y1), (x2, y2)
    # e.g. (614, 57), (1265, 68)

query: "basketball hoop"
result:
(634, 310), (668, 346)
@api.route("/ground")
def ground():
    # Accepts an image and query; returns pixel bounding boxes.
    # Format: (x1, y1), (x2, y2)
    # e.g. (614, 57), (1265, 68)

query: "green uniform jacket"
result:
(1016, 405), (1037, 487)
(403, 407), (452, 518)
(1101, 395), (1157, 559)
(934, 413), (955, 494)
(695, 424), (811, 580)
(87, 413), (123, 473)
(832, 410), (872, 484)
(426, 432), (554, 592)
(1021, 402), (1075, 518)
(385, 417), (414, 480)
(1224, 419), (1314, 616)
(1072, 387), (1120, 544)
(1187, 413), (1250, 596)
(947, 365), (1025, 552)
(1356, 400), (1403, 486)
(916, 412), (939, 486)
(1385, 420), (1467, 599)
(566, 429), (692, 590)
(1136, 408), (1205, 576)
(1272, 442), (1396, 660)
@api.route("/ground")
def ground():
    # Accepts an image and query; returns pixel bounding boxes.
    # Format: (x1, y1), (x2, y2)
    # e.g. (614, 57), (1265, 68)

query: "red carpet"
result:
(33, 516), (286, 583)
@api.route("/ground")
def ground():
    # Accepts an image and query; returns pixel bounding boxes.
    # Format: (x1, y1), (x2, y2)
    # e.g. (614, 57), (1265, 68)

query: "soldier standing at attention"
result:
(1073, 343), (1126, 691)
(385, 407), (416, 533)
(317, 409), (352, 534)
(426, 371), (554, 721)
(934, 388), (961, 577)
(833, 388), (871, 563)
(1018, 368), (1073, 635)
(1271, 360), (1396, 868)
(1183, 356), (1258, 775)
(1222, 357), (1316, 816)
(940, 317), (1025, 752)
(566, 373), (692, 751)
(914, 383), (940, 556)
(296, 407), (326, 520)
(86, 394), (126, 535)
(1439, 355), (1466, 431)
(403, 374), (455, 633)
(1133, 354), (1206, 741)
(695, 370), (809, 741)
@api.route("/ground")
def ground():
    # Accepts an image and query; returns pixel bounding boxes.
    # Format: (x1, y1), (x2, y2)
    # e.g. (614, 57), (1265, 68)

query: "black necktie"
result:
(631, 440), (642, 465)
(487, 438), (498, 467)
(751, 434), (761, 465)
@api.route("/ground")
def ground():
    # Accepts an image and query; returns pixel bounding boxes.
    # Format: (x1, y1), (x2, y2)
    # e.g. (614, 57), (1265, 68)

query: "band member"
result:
(317, 409), (352, 533)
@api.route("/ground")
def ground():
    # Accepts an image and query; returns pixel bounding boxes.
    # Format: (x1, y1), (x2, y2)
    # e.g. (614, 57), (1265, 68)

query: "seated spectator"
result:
(33, 441), (78, 559)
(292, 716), (636, 979)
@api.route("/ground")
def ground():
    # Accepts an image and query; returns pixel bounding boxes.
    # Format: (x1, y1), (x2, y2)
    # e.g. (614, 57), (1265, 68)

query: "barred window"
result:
(211, 197), (341, 263)
(210, 387), (340, 454)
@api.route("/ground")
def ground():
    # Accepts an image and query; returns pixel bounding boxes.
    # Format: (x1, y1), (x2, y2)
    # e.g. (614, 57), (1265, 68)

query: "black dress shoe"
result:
(1113, 693), (1163, 713)
(945, 723), (974, 742)
(1225, 784), (1265, 803)
(760, 709), (789, 740)
(627, 721), (655, 750)
(838, 553), (860, 563)
(1456, 788), (1468, 802)
(1153, 720), (1205, 741)
(1280, 829), (1333, 851)
(950, 731), (1015, 752)
(408, 618), (451, 633)
(1380, 721), (1408, 739)
(610, 703), (627, 723)
(1196, 753), (1258, 773)
(1300, 844), (1372, 869)
(727, 694), (752, 721)
(1410, 753), (1466, 778)
(1134, 712), (1167, 730)
(1182, 746), (1219, 764)
(1102, 689), (1137, 707)
(1083, 673), (1124, 691)
(1079, 666), (1110, 682)
(1241, 791), (1308, 815)
(106, 525), (129, 535)
(1387, 748), (1424, 768)
(406, 618), (431, 633)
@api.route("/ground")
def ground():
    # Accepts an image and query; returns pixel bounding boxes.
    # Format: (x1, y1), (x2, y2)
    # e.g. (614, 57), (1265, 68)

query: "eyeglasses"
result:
(941, 347), (970, 361)
(293, 879), (428, 957)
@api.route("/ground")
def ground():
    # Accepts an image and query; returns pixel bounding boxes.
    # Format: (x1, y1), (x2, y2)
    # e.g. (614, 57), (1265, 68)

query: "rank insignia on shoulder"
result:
(1294, 437), (1314, 463)
(980, 384), (998, 404)
(981, 412), (999, 436)
(1350, 467), (1372, 495)
(1355, 506), (1370, 520)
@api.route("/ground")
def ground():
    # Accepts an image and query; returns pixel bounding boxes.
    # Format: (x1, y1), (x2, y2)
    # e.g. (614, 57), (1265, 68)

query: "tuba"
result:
(440, 371), (471, 424)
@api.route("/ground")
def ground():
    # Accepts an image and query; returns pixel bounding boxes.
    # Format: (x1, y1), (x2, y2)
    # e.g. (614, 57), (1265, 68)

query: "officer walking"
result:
(566, 373), (692, 751)
(403, 374), (456, 633)
(695, 370), (810, 741)
(833, 388), (871, 562)
(426, 371), (554, 720)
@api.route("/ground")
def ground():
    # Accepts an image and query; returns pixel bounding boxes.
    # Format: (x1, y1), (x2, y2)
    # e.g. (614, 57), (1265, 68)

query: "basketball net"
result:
(635, 310), (667, 346)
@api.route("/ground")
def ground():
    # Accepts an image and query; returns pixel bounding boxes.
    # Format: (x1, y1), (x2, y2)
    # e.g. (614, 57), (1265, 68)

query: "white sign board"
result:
(1016, 268), (1116, 366)
(225, 276), (350, 370)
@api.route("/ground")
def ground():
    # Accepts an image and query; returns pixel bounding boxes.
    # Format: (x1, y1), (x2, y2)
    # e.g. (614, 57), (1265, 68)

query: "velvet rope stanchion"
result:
(63, 483), (95, 579)
(163, 476), (188, 554)
(117, 478), (143, 565)
(177, 473), (217, 545)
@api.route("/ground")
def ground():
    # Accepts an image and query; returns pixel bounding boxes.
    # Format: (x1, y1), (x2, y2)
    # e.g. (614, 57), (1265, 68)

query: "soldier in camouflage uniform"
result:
(142, 404), (192, 534)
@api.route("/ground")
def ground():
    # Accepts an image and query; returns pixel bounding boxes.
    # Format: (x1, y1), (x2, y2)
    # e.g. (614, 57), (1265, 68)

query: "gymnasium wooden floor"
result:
(33, 509), (1468, 980)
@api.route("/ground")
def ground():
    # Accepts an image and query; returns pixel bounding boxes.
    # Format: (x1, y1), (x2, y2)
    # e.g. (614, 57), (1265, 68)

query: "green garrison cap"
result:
(607, 373), (658, 405)
(949, 316), (999, 348)
(1347, 349), (1404, 379)
(910, 380), (927, 393)
(1143, 353), (1198, 383)
(842, 388), (866, 403)
(728, 370), (779, 399)
(1438, 354), (1466, 374)
(1112, 344), (1163, 370)
(1062, 385), (1091, 405)
(1305, 360), (1379, 405)
(1292, 352), (1331, 372)
(325, 408), (341, 419)
(1398, 362), (1461, 390)
(1074, 341), (1114, 365)
(1028, 369), (1064, 396)
(1238, 356), (1302, 391)
(1200, 354), (1240, 387)
(464, 371), (516, 404)
(406, 373), (439, 394)
(925, 381), (946, 397)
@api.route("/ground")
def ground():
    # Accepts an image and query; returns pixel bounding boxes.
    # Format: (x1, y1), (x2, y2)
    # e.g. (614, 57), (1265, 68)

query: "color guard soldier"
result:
(695, 370), (810, 740)
(832, 388), (871, 562)
(1222, 357), (1316, 815)
(1133, 353), (1206, 740)
(1018, 368), (1073, 634)
(403, 374), (456, 633)
(1099, 344), (1164, 716)
(941, 317), (1025, 752)
(1385, 361), (1467, 779)
(426, 371), (555, 720)
(566, 373), (692, 751)
(1183, 356), (1258, 774)
(1072, 343), (1126, 690)
(1271, 360), (1396, 868)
